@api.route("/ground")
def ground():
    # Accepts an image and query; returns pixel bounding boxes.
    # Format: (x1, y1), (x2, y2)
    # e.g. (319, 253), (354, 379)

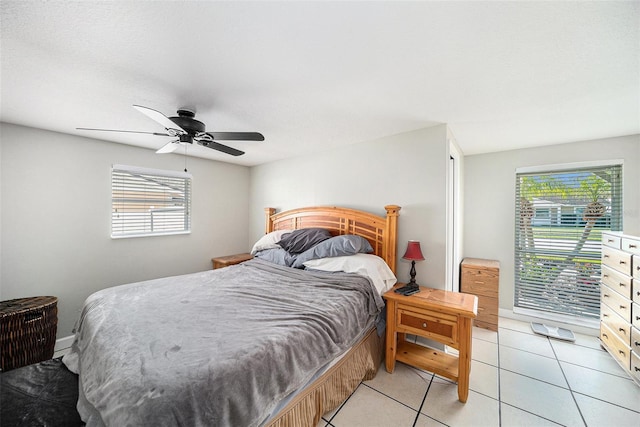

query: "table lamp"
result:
(402, 240), (425, 289)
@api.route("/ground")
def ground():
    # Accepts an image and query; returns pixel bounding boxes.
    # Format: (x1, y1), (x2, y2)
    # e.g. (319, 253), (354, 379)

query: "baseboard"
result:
(55, 335), (74, 352)
(499, 308), (599, 337)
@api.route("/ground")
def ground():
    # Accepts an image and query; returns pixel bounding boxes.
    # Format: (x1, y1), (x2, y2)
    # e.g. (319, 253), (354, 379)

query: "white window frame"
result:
(111, 164), (192, 239)
(513, 160), (623, 322)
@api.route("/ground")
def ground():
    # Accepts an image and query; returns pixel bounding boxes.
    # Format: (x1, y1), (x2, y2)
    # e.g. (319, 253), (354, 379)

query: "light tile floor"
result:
(319, 317), (640, 427)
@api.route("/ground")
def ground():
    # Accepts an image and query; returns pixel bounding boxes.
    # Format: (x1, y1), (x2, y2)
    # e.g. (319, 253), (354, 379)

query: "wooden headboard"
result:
(264, 205), (401, 274)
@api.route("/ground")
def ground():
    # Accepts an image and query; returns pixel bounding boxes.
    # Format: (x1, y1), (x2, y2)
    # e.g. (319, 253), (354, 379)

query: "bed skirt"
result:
(265, 327), (384, 427)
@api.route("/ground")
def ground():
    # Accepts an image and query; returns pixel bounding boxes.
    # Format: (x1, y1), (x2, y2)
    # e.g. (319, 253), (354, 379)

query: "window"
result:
(111, 164), (192, 238)
(514, 163), (622, 320)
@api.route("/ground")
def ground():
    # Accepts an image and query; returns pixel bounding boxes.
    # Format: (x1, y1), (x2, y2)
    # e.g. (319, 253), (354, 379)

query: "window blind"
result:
(111, 164), (192, 238)
(514, 164), (622, 319)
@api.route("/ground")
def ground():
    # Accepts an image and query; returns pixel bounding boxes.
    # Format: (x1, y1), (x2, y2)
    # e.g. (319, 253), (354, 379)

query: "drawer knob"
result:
(619, 350), (626, 356)
(618, 328), (626, 333)
(634, 341), (640, 347)
(619, 283), (626, 287)
(635, 367), (640, 372)
(422, 322), (427, 328)
(602, 313), (609, 317)
(620, 305), (626, 310)
(604, 294), (610, 298)
(629, 244), (638, 248)
(620, 260), (627, 265)
(603, 333), (608, 338)
(604, 255), (610, 258)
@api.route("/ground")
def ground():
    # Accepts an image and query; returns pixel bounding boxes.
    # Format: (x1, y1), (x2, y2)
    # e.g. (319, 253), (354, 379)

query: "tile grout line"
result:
(412, 372), (435, 427)
(496, 327), (502, 427)
(549, 337), (588, 427)
(499, 401), (565, 426)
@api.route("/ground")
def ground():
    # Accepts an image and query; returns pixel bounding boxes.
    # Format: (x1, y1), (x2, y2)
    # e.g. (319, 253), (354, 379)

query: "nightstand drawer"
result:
(397, 306), (457, 346)
(602, 246), (633, 275)
(601, 284), (632, 320)
(601, 265), (632, 299)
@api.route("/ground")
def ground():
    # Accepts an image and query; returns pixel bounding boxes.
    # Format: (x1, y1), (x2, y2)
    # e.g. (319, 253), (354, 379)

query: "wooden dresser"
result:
(460, 258), (499, 331)
(600, 232), (640, 386)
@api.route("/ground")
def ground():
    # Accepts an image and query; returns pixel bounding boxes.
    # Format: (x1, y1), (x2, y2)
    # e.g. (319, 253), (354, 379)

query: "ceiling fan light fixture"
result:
(179, 134), (193, 144)
(79, 104), (264, 157)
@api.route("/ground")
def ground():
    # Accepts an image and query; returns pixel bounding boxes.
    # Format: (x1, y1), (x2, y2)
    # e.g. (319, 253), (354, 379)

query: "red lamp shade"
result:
(402, 240), (425, 261)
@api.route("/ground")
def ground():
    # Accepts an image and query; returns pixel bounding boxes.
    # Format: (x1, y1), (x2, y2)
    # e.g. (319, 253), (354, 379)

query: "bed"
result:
(63, 204), (401, 427)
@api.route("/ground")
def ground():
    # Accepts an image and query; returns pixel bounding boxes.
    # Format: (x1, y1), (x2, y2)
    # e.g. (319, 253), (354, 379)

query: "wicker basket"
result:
(0, 296), (58, 372)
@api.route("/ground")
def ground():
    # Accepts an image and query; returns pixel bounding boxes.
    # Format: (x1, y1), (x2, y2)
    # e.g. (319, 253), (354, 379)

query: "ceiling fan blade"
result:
(206, 132), (264, 141)
(197, 140), (244, 156)
(156, 140), (181, 154)
(133, 105), (186, 132)
(77, 127), (171, 136)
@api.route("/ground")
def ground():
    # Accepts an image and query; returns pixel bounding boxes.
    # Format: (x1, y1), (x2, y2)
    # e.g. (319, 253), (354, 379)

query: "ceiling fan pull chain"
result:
(184, 144), (188, 173)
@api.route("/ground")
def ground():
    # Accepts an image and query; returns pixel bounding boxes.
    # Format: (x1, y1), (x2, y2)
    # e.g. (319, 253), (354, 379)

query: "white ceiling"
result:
(1, 1), (638, 166)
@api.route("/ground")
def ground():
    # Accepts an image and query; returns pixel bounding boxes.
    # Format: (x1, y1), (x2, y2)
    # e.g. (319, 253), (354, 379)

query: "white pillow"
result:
(303, 253), (397, 295)
(250, 230), (293, 255)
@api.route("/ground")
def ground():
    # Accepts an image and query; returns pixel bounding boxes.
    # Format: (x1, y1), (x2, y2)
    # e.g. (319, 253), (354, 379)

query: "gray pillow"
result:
(254, 248), (297, 267)
(291, 235), (373, 268)
(277, 228), (332, 254)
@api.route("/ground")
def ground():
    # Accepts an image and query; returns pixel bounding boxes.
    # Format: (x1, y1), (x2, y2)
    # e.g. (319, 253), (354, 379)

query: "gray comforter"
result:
(63, 259), (384, 427)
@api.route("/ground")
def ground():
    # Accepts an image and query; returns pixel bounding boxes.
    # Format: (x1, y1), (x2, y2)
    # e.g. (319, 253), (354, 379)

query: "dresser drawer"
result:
(601, 303), (631, 345)
(601, 265), (632, 299)
(603, 246), (633, 275)
(602, 246), (633, 275)
(632, 351), (640, 383)
(600, 322), (631, 370)
(474, 295), (498, 330)
(397, 306), (458, 346)
(622, 237), (640, 255)
(601, 284), (632, 320)
(461, 269), (498, 298)
(632, 326), (640, 355)
(602, 233), (622, 249)
(634, 303), (640, 330)
(634, 255), (640, 281)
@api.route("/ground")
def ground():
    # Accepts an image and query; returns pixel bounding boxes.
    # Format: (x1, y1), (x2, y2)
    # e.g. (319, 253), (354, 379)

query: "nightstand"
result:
(211, 253), (253, 269)
(383, 284), (478, 402)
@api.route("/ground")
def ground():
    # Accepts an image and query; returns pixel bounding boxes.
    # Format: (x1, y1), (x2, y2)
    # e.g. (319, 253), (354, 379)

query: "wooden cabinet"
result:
(211, 253), (253, 269)
(383, 284), (477, 403)
(601, 232), (640, 386)
(460, 258), (499, 331)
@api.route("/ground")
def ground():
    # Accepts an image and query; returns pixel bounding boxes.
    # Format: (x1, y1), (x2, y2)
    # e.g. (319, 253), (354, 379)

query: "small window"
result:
(111, 164), (192, 238)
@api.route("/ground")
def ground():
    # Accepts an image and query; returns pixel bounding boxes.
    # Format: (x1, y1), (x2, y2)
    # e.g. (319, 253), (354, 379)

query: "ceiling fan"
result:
(78, 105), (264, 156)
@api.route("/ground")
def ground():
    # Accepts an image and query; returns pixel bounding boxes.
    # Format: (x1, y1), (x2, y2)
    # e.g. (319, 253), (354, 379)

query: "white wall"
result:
(249, 124), (451, 288)
(0, 123), (251, 337)
(464, 134), (640, 313)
